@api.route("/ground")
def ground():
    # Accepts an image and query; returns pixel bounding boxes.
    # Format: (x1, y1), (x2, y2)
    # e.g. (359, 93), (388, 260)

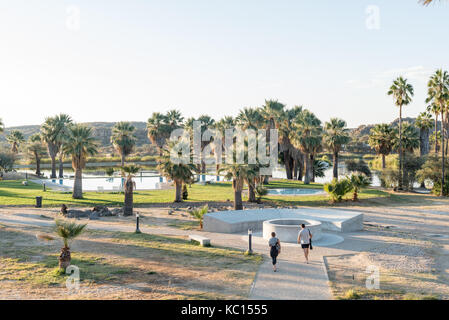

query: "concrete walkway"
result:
(0, 211), (333, 300)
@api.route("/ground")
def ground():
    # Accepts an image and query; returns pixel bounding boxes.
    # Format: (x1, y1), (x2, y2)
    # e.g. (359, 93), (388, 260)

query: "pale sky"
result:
(1, 0), (448, 128)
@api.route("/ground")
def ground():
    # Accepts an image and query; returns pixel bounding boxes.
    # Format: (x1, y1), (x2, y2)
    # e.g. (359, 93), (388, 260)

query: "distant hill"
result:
(0, 121), (151, 148)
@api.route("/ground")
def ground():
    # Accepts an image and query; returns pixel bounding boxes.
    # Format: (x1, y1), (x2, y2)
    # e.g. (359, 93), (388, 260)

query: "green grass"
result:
(0, 178), (392, 207)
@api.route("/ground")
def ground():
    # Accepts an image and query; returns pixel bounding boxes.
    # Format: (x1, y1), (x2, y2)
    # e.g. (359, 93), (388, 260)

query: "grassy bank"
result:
(0, 178), (393, 207)
(0, 223), (261, 299)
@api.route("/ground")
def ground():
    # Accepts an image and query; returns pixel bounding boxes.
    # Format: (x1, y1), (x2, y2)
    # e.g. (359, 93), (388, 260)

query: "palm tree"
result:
(188, 205), (208, 229)
(220, 164), (255, 210)
(426, 69), (449, 196)
(27, 134), (46, 176)
(50, 114), (73, 178)
(63, 125), (98, 199)
(0, 118), (4, 134)
(147, 112), (169, 157)
(415, 112), (433, 157)
(157, 142), (196, 202)
(121, 164), (140, 216)
(40, 114), (73, 179)
(427, 103), (441, 153)
(350, 174), (371, 202)
(290, 109), (323, 184)
(6, 130), (25, 153)
(111, 122), (137, 166)
(388, 77), (414, 189)
(368, 124), (394, 169)
(165, 109), (184, 129)
(323, 118), (350, 179)
(236, 108), (263, 130)
(54, 219), (87, 270)
(393, 122), (420, 153)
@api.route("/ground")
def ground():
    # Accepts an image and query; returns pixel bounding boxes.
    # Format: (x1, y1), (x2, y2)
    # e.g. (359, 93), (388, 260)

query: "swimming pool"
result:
(266, 188), (324, 196)
(44, 174), (230, 191)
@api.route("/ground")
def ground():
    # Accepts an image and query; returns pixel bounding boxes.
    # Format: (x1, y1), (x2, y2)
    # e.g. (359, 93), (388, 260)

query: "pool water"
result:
(44, 174), (230, 191)
(267, 188), (324, 196)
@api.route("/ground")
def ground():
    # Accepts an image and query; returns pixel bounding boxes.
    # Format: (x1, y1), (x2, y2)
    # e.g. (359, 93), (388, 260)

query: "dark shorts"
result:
(301, 244), (310, 249)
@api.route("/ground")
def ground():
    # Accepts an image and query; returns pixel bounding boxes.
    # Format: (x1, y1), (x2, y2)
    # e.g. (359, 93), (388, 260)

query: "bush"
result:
(346, 159), (372, 177)
(417, 155), (449, 195)
(188, 205), (208, 229)
(182, 184), (188, 200)
(0, 151), (16, 175)
(324, 178), (352, 203)
(379, 169), (400, 188)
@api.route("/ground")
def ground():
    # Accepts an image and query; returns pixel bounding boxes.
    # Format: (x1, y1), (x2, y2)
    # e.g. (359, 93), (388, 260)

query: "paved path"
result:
(0, 210), (333, 300)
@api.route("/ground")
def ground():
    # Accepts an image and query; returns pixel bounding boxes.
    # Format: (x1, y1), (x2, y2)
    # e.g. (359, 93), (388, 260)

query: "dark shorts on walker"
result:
(270, 246), (278, 265)
(301, 243), (310, 249)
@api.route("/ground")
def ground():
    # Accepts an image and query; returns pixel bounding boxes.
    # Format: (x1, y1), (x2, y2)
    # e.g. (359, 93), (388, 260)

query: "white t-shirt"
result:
(298, 228), (311, 244)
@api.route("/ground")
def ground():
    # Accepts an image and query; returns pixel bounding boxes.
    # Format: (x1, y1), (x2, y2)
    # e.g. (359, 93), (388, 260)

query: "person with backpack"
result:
(268, 232), (281, 272)
(297, 224), (312, 263)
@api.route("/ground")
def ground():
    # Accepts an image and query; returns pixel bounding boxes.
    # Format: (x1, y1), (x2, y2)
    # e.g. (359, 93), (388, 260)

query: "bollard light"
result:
(135, 213), (141, 234)
(43, 183), (46, 192)
(246, 229), (253, 255)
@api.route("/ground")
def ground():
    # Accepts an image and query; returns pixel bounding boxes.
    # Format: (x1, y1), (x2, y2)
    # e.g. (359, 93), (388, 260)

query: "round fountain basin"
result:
(263, 219), (322, 243)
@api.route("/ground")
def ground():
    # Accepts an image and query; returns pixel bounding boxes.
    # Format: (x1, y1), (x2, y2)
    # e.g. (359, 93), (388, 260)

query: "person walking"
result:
(297, 224), (312, 263)
(268, 232), (281, 272)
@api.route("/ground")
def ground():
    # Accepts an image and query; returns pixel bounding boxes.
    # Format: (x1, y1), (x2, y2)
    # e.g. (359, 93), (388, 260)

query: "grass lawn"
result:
(0, 178), (403, 208)
(0, 223), (262, 299)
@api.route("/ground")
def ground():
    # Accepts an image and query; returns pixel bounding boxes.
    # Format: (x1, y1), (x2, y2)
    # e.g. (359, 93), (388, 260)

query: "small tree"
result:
(54, 219), (87, 270)
(122, 164), (140, 216)
(182, 184), (188, 200)
(349, 174), (371, 201)
(0, 151), (15, 178)
(189, 205), (208, 229)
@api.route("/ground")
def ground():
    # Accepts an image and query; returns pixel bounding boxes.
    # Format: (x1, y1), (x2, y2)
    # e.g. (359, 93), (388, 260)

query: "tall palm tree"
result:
(122, 164), (140, 216)
(7, 130), (25, 153)
(236, 108), (263, 130)
(290, 109), (323, 184)
(54, 114), (73, 178)
(147, 112), (169, 156)
(427, 103), (441, 153)
(54, 219), (87, 270)
(40, 114), (73, 179)
(323, 118), (350, 179)
(165, 109), (184, 129)
(388, 77), (414, 189)
(220, 164), (255, 210)
(426, 69), (449, 195)
(415, 112), (433, 157)
(277, 106), (304, 180)
(27, 134), (46, 176)
(63, 125), (98, 199)
(111, 122), (137, 166)
(157, 142), (196, 202)
(368, 124), (394, 169)
(392, 122), (420, 154)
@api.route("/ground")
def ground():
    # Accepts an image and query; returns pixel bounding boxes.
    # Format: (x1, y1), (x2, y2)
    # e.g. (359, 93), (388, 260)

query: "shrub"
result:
(188, 205), (208, 229)
(417, 155), (449, 195)
(324, 178), (352, 203)
(182, 184), (188, 200)
(346, 159), (372, 177)
(0, 151), (16, 176)
(349, 173), (371, 201)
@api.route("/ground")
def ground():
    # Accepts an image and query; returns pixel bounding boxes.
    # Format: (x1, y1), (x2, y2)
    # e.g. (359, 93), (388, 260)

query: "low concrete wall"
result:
(263, 219), (322, 243)
(203, 208), (363, 234)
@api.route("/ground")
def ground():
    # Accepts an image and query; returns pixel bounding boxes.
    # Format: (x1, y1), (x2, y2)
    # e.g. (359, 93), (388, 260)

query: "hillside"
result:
(0, 121), (151, 148)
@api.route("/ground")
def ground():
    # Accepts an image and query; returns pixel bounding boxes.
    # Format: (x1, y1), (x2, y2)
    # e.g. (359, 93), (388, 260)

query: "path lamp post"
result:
(246, 229), (253, 255)
(43, 182), (46, 192)
(135, 213), (141, 234)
